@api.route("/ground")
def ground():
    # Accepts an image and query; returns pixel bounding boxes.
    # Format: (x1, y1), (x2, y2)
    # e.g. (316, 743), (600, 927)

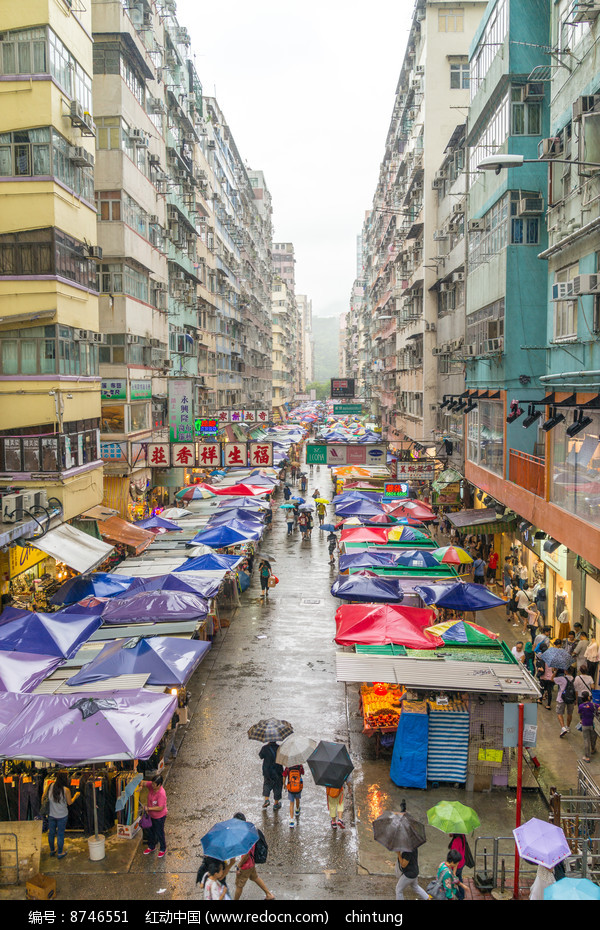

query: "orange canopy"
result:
(98, 516), (154, 555)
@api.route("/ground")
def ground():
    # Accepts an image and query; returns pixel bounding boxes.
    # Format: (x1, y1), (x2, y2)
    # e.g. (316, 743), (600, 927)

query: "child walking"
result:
(326, 784), (345, 829)
(283, 764), (304, 827)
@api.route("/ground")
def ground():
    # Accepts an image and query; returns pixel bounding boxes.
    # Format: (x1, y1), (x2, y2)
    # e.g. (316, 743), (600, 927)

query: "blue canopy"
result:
(121, 572), (224, 599)
(0, 604), (103, 659)
(414, 582), (507, 611)
(50, 572), (134, 606)
(100, 591), (208, 625)
(332, 491), (382, 504)
(216, 498), (270, 511)
(66, 636), (211, 687)
(334, 500), (386, 517)
(207, 509), (265, 527)
(191, 521), (263, 546)
(393, 550), (441, 568)
(177, 553), (243, 572)
(330, 575), (405, 604)
(134, 516), (182, 531)
(339, 552), (400, 571)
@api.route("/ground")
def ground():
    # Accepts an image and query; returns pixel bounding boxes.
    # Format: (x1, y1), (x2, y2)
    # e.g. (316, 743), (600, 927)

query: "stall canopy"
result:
(330, 575), (406, 603)
(50, 572), (135, 606)
(191, 522), (263, 546)
(99, 591), (209, 625)
(446, 507), (517, 535)
(207, 510), (265, 527)
(385, 501), (436, 522)
(202, 484), (272, 497)
(0, 604), (104, 658)
(97, 517), (154, 555)
(414, 582), (507, 611)
(66, 637), (211, 688)
(116, 572), (224, 600)
(0, 652), (64, 692)
(0, 690), (177, 764)
(339, 552), (403, 571)
(335, 604), (439, 648)
(176, 553), (243, 572)
(340, 527), (389, 544)
(31, 523), (114, 574)
(334, 500), (387, 518)
(133, 516), (182, 532)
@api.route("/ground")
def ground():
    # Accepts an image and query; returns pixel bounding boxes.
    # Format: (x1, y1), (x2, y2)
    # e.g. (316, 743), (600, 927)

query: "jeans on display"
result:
(48, 815), (68, 855)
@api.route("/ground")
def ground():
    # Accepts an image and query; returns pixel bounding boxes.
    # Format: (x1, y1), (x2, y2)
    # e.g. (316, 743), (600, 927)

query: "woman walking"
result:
(259, 559), (272, 599)
(142, 773), (168, 858)
(435, 849), (468, 900)
(448, 834), (471, 900)
(42, 771), (80, 859)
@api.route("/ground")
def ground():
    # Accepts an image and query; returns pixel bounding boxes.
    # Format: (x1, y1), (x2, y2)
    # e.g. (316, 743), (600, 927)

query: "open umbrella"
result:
(176, 486), (216, 501)
(280, 503), (295, 509)
(247, 718), (293, 742)
(319, 524), (338, 533)
(201, 818), (260, 859)
(414, 582), (507, 611)
(513, 818), (570, 868)
(544, 878), (600, 900)
(393, 549), (441, 568)
(432, 546), (473, 566)
(299, 502), (315, 511)
(427, 800), (480, 834)
(307, 740), (353, 788)
(276, 734), (318, 767)
(373, 810), (427, 851)
(314, 498), (330, 504)
(540, 647), (573, 670)
(425, 619), (499, 643)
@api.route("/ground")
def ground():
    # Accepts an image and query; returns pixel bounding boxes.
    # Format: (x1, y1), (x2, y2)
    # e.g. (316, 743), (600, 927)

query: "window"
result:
(96, 190), (121, 222)
(511, 88), (542, 135)
(439, 7), (464, 31)
(550, 410), (600, 528)
(101, 404), (126, 433)
(98, 263), (149, 303)
(450, 63), (469, 89)
(554, 264), (578, 340)
(467, 401), (504, 475)
(470, 0), (508, 100)
(120, 53), (145, 108)
(0, 27), (47, 76)
(0, 324), (98, 376)
(469, 93), (510, 176)
(95, 117), (122, 150)
(0, 127), (92, 199)
(466, 298), (505, 354)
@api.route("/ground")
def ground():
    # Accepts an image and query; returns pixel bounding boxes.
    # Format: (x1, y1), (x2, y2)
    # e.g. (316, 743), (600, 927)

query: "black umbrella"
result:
(307, 740), (353, 788)
(373, 810), (427, 851)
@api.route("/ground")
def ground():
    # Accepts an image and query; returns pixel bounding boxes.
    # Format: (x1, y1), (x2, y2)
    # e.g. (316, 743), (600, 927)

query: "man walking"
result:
(395, 847), (430, 900)
(472, 555), (486, 585)
(259, 741), (283, 811)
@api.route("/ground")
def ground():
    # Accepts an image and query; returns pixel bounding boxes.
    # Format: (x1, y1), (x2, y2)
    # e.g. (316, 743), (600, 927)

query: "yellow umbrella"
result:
(315, 498), (330, 504)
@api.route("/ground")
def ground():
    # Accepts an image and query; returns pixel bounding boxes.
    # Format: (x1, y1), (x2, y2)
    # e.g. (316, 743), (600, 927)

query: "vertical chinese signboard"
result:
(169, 379), (194, 441)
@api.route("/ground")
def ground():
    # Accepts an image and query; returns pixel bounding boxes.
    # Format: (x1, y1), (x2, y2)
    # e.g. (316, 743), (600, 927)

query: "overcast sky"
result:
(176, 0), (411, 318)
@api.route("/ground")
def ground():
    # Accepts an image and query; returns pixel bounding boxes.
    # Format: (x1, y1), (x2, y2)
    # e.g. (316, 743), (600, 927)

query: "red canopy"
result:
(335, 603), (441, 648)
(340, 527), (389, 543)
(385, 500), (436, 522)
(203, 484), (272, 497)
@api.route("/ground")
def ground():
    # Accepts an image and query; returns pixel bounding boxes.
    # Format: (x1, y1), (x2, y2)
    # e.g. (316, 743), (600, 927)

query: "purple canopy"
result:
(133, 516), (182, 531)
(120, 572), (223, 600)
(207, 510), (265, 527)
(0, 604), (104, 658)
(0, 690), (177, 764)
(66, 636), (211, 687)
(100, 590), (209, 624)
(0, 652), (64, 693)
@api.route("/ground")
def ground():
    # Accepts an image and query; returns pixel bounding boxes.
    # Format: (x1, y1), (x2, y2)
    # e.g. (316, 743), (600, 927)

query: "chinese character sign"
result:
(243, 410), (256, 422)
(148, 443), (170, 467)
(198, 443), (220, 466)
(101, 380), (126, 400)
(216, 410), (230, 423)
(172, 443), (196, 466)
(396, 462), (435, 480)
(256, 410), (269, 423)
(224, 443), (247, 466)
(249, 442), (272, 467)
(230, 410), (242, 422)
(169, 379), (195, 441)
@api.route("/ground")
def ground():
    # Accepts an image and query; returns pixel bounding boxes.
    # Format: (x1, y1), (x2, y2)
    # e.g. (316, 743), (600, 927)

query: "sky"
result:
(176, 0), (412, 318)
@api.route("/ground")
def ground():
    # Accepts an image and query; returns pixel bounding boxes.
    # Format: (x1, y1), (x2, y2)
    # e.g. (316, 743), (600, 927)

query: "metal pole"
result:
(513, 701), (524, 900)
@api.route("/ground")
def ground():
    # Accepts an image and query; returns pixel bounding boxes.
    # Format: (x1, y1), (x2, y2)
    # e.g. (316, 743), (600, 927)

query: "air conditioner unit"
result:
(432, 345), (447, 356)
(2, 493), (23, 524)
(149, 214), (160, 226)
(434, 168), (447, 182)
(87, 245), (102, 259)
(70, 146), (94, 168)
(573, 95), (600, 121)
(410, 80), (422, 93)
(483, 337), (504, 353)
(572, 273), (600, 295)
(415, 65), (424, 75)
(518, 195), (544, 215)
(91, 332), (106, 344)
(208, 140), (216, 149)
(150, 338), (161, 347)
(127, 334), (140, 344)
(462, 344), (477, 356)
(425, 322), (436, 331)
(163, 359), (173, 369)
(69, 99), (85, 125)
(552, 281), (574, 300)
(452, 272), (465, 283)
(452, 202), (465, 215)
(184, 132), (195, 143)
(432, 177), (444, 190)
(153, 281), (167, 291)
(408, 108), (419, 120)
(468, 218), (486, 232)
(525, 82), (545, 100)
(129, 129), (148, 146)
(439, 282), (454, 292)
(73, 329), (88, 341)
(572, 0), (600, 23)
(538, 136), (562, 158)
(447, 221), (460, 233)
(433, 230), (448, 240)
(172, 270), (186, 281)
(148, 153), (160, 167)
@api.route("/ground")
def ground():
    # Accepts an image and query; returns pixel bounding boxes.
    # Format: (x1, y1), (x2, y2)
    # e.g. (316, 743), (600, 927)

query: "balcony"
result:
(509, 449), (545, 498)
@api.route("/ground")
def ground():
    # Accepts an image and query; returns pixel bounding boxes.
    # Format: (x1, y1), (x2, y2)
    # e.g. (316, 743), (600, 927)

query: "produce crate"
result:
(26, 873), (56, 900)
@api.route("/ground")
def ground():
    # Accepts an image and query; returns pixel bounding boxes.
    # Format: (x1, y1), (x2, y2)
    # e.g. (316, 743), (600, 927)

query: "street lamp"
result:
(478, 154), (600, 174)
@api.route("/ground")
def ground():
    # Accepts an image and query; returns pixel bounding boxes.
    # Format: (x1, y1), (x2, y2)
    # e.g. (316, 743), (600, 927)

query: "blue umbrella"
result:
(545, 878), (600, 900)
(339, 552), (400, 570)
(207, 509), (264, 526)
(191, 522), (262, 547)
(201, 818), (260, 859)
(394, 550), (441, 568)
(50, 572), (134, 606)
(540, 647), (573, 671)
(134, 516), (182, 531)
(319, 523), (338, 532)
(292, 497), (305, 503)
(414, 582), (507, 611)
(331, 575), (405, 603)
(176, 553), (243, 572)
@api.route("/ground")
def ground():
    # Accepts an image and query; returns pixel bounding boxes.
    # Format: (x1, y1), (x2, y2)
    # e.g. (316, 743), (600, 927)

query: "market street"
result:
(31, 465), (548, 903)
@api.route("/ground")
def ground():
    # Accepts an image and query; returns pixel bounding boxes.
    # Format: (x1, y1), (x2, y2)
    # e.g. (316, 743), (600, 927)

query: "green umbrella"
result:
(427, 800), (480, 834)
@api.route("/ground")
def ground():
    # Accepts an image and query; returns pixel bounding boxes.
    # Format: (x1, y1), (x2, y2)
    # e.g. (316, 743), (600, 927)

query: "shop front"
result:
(540, 543), (573, 636)
(0, 543), (65, 611)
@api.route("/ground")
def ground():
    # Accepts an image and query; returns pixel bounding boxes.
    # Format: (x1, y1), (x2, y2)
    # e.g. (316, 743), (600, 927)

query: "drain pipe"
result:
(540, 370), (600, 384)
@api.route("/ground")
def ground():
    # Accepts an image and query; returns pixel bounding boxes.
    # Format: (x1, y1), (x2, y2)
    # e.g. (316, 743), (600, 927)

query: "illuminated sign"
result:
(383, 482), (409, 500)
(195, 418), (218, 435)
(330, 378), (355, 399)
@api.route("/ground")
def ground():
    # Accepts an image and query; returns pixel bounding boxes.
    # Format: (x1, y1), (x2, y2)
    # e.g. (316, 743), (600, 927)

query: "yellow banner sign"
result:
(8, 544), (47, 578)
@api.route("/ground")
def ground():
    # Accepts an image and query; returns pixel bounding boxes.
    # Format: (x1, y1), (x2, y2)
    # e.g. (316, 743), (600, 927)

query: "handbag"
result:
(463, 838), (475, 870)
(140, 808), (152, 829)
(425, 877), (447, 900)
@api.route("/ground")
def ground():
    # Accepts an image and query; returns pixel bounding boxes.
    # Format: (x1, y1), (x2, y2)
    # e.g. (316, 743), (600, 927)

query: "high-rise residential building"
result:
(271, 274), (296, 415)
(297, 295), (313, 388)
(272, 242), (300, 408)
(339, 312), (348, 377)
(246, 170), (274, 410)
(0, 2), (104, 554)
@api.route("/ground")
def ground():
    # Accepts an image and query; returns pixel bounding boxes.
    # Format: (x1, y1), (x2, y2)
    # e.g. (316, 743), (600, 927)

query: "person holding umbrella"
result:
(435, 849), (468, 899)
(258, 559), (272, 600)
(373, 804), (428, 899)
(327, 531), (338, 565)
(231, 813), (275, 900)
(283, 484), (292, 502)
(201, 858), (234, 900)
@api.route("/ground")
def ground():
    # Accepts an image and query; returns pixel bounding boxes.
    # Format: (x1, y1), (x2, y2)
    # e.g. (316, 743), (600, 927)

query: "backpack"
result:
(254, 829), (268, 865)
(287, 768), (303, 793)
(562, 677), (576, 704)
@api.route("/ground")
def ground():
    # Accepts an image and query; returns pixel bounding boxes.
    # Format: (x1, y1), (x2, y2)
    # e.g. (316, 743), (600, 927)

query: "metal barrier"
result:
(473, 835), (537, 893)
(549, 762), (600, 882)
(0, 831), (19, 885)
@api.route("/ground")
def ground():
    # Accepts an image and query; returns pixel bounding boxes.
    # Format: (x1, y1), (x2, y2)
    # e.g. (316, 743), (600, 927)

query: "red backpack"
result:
(287, 768), (303, 793)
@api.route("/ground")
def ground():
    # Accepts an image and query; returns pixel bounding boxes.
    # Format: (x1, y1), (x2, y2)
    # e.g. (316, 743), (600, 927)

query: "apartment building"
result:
(296, 294), (313, 389)
(0, 0), (104, 544)
(272, 242), (300, 411)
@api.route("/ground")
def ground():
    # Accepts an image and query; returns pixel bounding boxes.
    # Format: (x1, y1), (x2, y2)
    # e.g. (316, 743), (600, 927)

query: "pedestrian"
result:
(395, 845), (429, 901)
(573, 665), (594, 702)
(573, 631), (589, 671)
(530, 863), (556, 900)
(298, 511), (308, 540)
(300, 474), (307, 493)
(539, 661), (555, 710)
(524, 642), (536, 675)
(503, 557), (513, 589)
(290, 463), (297, 484)
(448, 834), (472, 902)
(526, 601), (542, 644)
(231, 813), (275, 900)
(141, 773), (168, 858)
(293, 502), (300, 527)
(283, 484), (292, 502)
(258, 559), (272, 599)
(506, 582), (520, 624)
(534, 625), (552, 654)
(316, 501), (327, 525)
(472, 556), (486, 585)
(283, 764), (304, 828)
(486, 550), (499, 585)
(554, 668), (576, 737)
(306, 511), (314, 539)
(259, 741), (283, 811)
(201, 857), (234, 900)
(286, 514), (294, 536)
(312, 488), (320, 500)
(511, 641), (526, 664)
(578, 692), (598, 762)
(535, 583), (547, 621)
(42, 771), (81, 860)
(327, 531), (338, 565)
(435, 849), (468, 900)
(584, 638), (599, 685)
(517, 560), (529, 590)
(326, 784), (345, 829)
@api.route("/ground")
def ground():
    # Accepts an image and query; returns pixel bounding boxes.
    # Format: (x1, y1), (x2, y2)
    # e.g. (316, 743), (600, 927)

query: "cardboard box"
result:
(26, 873), (56, 900)
(116, 815), (141, 840)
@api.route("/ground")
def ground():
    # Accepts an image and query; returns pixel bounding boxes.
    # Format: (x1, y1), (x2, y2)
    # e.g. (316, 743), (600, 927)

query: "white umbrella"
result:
(160, 507), (194, 520)
(276, 734), (318, 766)
(186, 544), (217, 557)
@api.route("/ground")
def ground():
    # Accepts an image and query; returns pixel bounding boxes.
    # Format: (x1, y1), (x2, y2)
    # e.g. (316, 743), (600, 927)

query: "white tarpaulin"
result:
(33, 523), (114, 574)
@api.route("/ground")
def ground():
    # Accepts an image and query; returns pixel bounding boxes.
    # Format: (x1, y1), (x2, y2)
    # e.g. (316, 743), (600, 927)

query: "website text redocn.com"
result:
(201, 913), (402, 927)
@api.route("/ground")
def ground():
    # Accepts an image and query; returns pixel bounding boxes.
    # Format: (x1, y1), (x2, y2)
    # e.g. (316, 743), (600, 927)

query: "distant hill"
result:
(312, 316), (340, 381)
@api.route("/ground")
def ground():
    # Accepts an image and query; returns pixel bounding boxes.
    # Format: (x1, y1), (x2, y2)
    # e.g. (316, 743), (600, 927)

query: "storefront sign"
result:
(223, 442), (247, 467)
(256, 410), (269, 423)
(330, 378), (355, 399)
(243, 410), (256, 423)
(148, 443), (171, 467)
(306, 444), (328, 465)
(172, 443), (196, 467)
(396, 462), (436, 480)
(131, 380), (152, 400)
(100, 441), (128, 463)
(249, 442), (273, 467)
(101, 380), (127, 400)
(541, 543), (568, 578)
(195, 418), (218, 436)
(197, 443), (220, 467)
(383, 482), (409, 500)
(169, 379), (194, 441)
(8, 543), (47, 578)
(306, 443), (387, 465)
(332, 404), (363, 414)
(216, 410), (230, 423)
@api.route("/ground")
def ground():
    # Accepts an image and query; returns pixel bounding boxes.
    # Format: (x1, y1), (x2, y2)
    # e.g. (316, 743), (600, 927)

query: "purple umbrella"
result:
(133, 516), (182, 531)
(513, 818), (570, 868)
(0, 653), (64, 693)
(121, 572), (223, 599)
(100, 591), (208, 624)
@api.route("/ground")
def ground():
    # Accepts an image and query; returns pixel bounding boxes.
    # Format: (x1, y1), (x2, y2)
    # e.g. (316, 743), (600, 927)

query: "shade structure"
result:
(204, 484), (272, 497)
(175, 553), (242, 572)
(276, 734), (318, 767)
(159, 507), (194, 520)
(373, 811), (427, 851)
(393, 549), (441, 568)
(425, 619), (499, 643)
(201, 818), (260, 860)
(133, 516), (182, 532)
(432, 546), (473, 566)
(216, 498), (270, 512)
(414, 582), (507, 611)
(191, 522), (263, 547)
(247, 718), (294, 742)
(386, 526), (432, 544)
(387, 500), (436, 522)
(66, 636), (211, 687)
(334, 500), (386, 518)
(330, 575), (406, 604)
(307, 740), (353, 788)
(0, 690), (177, 764)
(340, 527), (389, 544)
(0, 604), (103, 658)
(175, 486), (216, 501)
(339, 552), (401, 571)
(97, 517), (154, 555)
(335, 603), (439, 648)
(207, 509), (265, 527)
(50, 572), (135, 606)
(364, 514), (397, 525)
(513, 818), (570, 868)
(541, 647), (573, 670)
(31, 523), (114, 574)
(99, 590), (208, 624)
(0, 652), (64, 693)
(123, 572), (222, 600)
(427, 800), (480, 835)
(544, 878), (600, 900)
